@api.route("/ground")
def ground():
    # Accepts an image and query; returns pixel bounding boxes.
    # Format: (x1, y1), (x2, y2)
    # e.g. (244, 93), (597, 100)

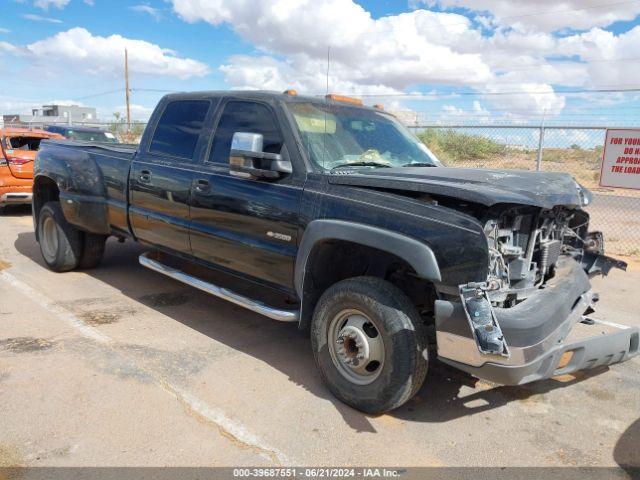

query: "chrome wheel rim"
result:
(328, 309), (385, 385)
(41, 216), (59, 263)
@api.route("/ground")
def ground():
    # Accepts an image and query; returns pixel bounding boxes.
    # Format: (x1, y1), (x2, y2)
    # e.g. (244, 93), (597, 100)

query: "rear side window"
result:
(6, 136), (43, 151)
(208, 101), (283, 163)
(149, 100), (210, 160)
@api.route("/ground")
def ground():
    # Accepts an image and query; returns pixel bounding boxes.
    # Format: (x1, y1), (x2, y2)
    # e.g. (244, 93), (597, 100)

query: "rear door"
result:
(129, 99), (213, 255)
(188, 99), (303, 290)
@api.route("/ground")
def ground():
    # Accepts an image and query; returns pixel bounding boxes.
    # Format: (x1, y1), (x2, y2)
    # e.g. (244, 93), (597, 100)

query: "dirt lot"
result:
(0, 207), (639, 469)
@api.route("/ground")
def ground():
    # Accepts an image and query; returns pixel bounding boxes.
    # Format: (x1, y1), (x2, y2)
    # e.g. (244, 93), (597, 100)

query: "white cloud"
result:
(556, 26), (640, 88)
(472, 100), (489, 114)
(0, 42), (17, 54)
(172, 0), (581, 114)
(175, 0), (640, 117)
(130, 4), (163, 21)
(219, 55), (402, 95)
(174, 1), (492, 91)
(0, 98), (40, 115)
(34, 0), (70, 9)
(415, 0), (640, 33)
(2, 27), (210, 80)
(46, 99), (86, 106)
(21, 13), (62, 23)
(442, 104), (466, 115)
(438, 100), (493, 123)
(481, 82), (566, 115)
(2, 0), (636, 123)
(0, 27), (10, 34)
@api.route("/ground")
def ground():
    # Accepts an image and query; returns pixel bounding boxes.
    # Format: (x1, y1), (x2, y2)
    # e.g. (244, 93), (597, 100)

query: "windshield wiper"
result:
(330, 161), (392, 172)
(401, 162), (437, 167)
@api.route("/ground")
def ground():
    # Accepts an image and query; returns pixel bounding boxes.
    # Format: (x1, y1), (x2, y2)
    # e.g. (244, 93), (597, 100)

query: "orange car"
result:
(0, 127), (63, 212)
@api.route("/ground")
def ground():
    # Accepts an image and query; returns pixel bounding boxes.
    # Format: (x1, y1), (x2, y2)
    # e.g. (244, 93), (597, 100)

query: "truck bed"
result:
(35, 139), (138, 236)
(43, 139), (138, 159)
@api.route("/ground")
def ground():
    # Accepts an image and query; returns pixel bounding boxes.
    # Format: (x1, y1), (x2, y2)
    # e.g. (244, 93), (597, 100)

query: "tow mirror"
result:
(229, 132), (292, 180)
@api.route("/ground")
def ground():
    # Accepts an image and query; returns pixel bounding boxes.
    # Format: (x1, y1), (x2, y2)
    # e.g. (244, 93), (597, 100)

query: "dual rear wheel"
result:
(37, 201), (106, 272)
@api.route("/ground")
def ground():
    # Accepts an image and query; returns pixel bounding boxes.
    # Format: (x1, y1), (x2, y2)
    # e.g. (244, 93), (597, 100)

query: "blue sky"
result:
(1, 0), (639, 126)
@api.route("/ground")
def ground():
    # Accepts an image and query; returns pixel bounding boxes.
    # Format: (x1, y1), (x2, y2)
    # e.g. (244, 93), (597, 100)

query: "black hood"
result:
(327, 167), (583, 209)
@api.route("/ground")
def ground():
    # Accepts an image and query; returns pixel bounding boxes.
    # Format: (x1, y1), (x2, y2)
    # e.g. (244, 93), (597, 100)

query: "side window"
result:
(149, 100), (210, 160)
(209, 101), (283, 163)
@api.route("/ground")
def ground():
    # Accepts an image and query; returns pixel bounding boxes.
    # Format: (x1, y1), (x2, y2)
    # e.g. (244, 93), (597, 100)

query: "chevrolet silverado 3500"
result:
(32, 91), (639, 413)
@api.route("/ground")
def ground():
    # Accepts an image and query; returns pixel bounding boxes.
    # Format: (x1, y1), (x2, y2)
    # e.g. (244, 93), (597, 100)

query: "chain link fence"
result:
(3, 119), (637, 258)
(409, 125), (639, 258)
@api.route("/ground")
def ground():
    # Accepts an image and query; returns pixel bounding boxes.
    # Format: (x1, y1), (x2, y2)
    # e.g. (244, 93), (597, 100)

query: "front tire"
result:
(37, 201), (83, 272)
(311, 276), (428, 414)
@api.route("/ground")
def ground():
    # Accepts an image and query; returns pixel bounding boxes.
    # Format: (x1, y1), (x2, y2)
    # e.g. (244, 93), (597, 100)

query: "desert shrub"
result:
(417, 128), (505, 163)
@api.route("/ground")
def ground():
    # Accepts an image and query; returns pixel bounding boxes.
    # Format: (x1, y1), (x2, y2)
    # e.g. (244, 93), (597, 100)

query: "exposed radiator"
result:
(540, 239), (562, 275)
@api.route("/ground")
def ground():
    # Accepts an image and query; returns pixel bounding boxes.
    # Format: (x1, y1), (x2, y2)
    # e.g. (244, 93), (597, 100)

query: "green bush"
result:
(417, 128), (505, 163)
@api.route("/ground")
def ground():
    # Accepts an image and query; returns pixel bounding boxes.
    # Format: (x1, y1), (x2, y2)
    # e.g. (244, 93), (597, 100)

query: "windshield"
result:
(67, 130), (118, 143)
(286, 102), (441, 171)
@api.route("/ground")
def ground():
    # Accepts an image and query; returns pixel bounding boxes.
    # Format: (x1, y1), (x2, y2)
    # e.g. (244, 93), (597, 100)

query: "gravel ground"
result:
(0, 206), (638, 470)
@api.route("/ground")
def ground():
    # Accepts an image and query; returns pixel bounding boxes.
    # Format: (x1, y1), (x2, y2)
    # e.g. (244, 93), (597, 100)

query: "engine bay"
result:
(484, 206), (594, 306)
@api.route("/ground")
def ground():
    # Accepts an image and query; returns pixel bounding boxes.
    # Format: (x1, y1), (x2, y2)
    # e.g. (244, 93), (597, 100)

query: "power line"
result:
(358, 56), (640, 81)
(490, 57), (640, 75)
(349, 86), (640, 97)
(73, 89), (124, 101)
(406, 105), (640, 113)
(70, 56), (640, 101)
(0, 89), (125, 105)
(472, 105), (640, 111)
(132, 85), (640, 97)
(482, 0), (640, 22)
(429, 112), (639, 117)
(131, 88), (176, 93)
(23, 82), (640, 109)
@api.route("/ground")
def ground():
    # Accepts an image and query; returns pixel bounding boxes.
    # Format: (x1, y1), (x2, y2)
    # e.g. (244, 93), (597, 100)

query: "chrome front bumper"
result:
(0, 192), (32, 206)
(435, 257), (639, 385)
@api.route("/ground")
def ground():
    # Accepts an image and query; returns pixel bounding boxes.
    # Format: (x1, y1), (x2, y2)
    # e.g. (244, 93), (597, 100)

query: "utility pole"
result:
(124, 48), (131, 132)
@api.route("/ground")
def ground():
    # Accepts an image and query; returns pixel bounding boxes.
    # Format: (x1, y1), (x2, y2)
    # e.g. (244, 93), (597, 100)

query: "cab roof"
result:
(161, 90), (379, 110)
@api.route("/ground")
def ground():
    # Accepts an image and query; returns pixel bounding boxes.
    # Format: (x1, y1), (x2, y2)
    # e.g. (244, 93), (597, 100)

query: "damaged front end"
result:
(435, 200), (639, 385)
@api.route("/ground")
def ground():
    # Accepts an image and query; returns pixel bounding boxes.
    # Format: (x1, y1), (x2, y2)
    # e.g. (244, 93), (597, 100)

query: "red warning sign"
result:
(600, 129), (640, 190)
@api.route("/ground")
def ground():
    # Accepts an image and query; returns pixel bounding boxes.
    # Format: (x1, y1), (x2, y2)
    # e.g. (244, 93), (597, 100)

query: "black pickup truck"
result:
(33, 90), (639, 413)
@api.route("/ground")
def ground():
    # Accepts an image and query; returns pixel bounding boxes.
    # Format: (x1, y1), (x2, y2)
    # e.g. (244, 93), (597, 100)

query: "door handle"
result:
(195, 178), (211, 192)
(139, 170), (151, 183)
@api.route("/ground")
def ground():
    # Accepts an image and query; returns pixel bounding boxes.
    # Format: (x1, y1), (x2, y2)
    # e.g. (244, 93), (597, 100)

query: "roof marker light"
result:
(325, 94), (363, 106)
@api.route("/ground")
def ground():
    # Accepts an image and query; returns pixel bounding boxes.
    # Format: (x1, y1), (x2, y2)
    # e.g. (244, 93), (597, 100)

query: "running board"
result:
(139, 252), (299, 322)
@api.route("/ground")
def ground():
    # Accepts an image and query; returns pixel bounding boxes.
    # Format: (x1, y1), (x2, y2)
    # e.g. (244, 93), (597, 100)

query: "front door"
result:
(189, 99), (303, 290)
(129, 99), (212, 255)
